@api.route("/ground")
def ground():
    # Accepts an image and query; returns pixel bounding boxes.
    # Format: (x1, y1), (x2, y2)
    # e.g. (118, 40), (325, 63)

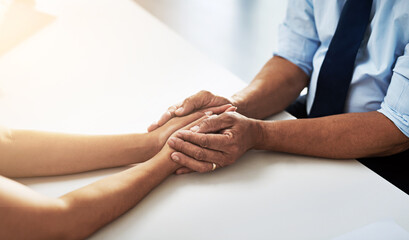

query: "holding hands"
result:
(148, 90), (234, 132)
(151, 90), (262, 174)
(168, 111), (262, 174)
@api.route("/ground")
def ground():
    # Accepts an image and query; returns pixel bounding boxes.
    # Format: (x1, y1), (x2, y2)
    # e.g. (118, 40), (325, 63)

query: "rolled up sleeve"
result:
(378, 43), (409, 138)
(274, 0), (320, 76)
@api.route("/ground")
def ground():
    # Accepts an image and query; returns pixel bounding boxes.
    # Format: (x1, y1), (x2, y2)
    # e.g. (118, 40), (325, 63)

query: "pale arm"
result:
(0, 113), (213, 239)
(0, 106), (229, 177)
(0, 130), (155, 178)
(0, 145), (178, 240)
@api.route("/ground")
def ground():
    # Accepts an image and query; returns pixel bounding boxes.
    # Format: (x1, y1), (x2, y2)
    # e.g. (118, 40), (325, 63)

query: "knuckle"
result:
(225, 114), (236, 124)
(200, 119), (212, 129)
(175, 140), (185, 151)
(199, 90), (211, 96)
(199, 135), (209, 147)
(224, 131), (234, 140)
(183, 97), (192, 106)
(194, 148), (206, 161)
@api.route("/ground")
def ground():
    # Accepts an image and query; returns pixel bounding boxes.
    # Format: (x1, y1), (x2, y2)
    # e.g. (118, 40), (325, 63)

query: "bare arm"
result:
(0, 130), (155, 177)
(0, 145), (178, 240)
(232, 56), (309, 119)
(256, 111), (409, 159)
(0, 113), (213, 239)
(0, 105), (231, 177)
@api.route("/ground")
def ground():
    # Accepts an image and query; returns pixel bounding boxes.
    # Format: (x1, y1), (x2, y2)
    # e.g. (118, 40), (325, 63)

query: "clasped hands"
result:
(150, 91), (263, 174)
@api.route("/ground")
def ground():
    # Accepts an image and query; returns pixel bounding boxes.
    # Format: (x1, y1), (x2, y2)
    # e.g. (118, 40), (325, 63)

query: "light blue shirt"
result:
(275, 0), (409, 137)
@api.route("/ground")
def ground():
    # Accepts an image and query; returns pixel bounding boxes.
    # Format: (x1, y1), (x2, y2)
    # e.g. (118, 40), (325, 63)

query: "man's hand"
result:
(167, 112), (262, 174)
(149, 104), (236, 153)
(147, 90), (233, 132)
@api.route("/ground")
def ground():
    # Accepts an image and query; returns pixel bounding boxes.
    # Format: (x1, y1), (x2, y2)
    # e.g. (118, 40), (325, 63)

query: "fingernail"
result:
(205, 111), (213, 116)
(190, 126), (199, 132)
(171, 153), (180, 162)
(175, 107), (184, 114)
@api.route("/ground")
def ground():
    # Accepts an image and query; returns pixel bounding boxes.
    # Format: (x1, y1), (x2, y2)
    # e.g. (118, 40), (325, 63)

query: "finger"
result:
(201, 104), (233, 115)
(225, 106), (237, 112)
(175, 130), (231, 152)
(175, 167), (194, 175)
(174, 90), (215, 116)
(167, 105), (178, 115)
(157, 110), (175, 126)
(167, 136), (225, 164)
(178, 114), (210, 132)
(147, 122), (159, 132)
(190, 113), (235, 133)
(171, 152), (214, 173)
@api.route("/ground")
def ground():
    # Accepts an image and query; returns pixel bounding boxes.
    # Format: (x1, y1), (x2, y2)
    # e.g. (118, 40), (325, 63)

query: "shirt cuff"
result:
(274, 23), (319, 77)
(378, 71), (409, 138)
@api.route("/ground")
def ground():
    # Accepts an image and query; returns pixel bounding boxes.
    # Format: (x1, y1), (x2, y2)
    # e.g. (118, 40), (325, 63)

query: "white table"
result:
(1, 1), (408, 239)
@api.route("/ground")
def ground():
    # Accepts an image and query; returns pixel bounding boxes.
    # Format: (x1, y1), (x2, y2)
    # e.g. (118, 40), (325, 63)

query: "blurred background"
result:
(134, 0), (287, 83)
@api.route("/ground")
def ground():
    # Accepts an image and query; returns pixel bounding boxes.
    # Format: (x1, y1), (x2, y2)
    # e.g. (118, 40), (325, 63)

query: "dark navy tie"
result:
(309, 0), (373, 118)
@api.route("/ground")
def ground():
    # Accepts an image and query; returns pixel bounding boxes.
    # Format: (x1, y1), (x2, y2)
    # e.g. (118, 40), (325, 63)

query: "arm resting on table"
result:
(0, 110), (213, 177)
(0, 145), (178, 240)
(255, 111), (409, 159)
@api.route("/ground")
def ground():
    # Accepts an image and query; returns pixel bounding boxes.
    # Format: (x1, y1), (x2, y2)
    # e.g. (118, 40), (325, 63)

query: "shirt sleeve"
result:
(378, 43), (409, 138)
(274, 0), (320, 76)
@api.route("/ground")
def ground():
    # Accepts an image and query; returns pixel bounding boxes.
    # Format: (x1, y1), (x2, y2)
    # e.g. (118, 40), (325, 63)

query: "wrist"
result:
(128, 132), (161, 164)
(145, 131), (162, 157)
(252, 120), (267, 150)
(150, 144), (180, 172)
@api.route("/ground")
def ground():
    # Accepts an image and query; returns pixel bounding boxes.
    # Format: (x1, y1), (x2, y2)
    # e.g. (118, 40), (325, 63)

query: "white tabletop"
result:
(1, 1), (408, 239)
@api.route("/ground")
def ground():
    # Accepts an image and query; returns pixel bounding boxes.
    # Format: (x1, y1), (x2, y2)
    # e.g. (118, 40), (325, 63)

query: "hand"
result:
(153, 105), (238, 170)
(148, 104), (237, 155)
(167, 112), (262, 174)
(147, 90), (233, 132)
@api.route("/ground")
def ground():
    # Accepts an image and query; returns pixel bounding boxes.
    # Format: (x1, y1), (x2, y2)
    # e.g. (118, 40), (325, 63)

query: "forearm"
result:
(231, 56), (308, 119)
(60, 148), (178, 239)
(255, 111), (409, 159)
(0, 147), (178, 240)
(0, 130), (157, 177)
